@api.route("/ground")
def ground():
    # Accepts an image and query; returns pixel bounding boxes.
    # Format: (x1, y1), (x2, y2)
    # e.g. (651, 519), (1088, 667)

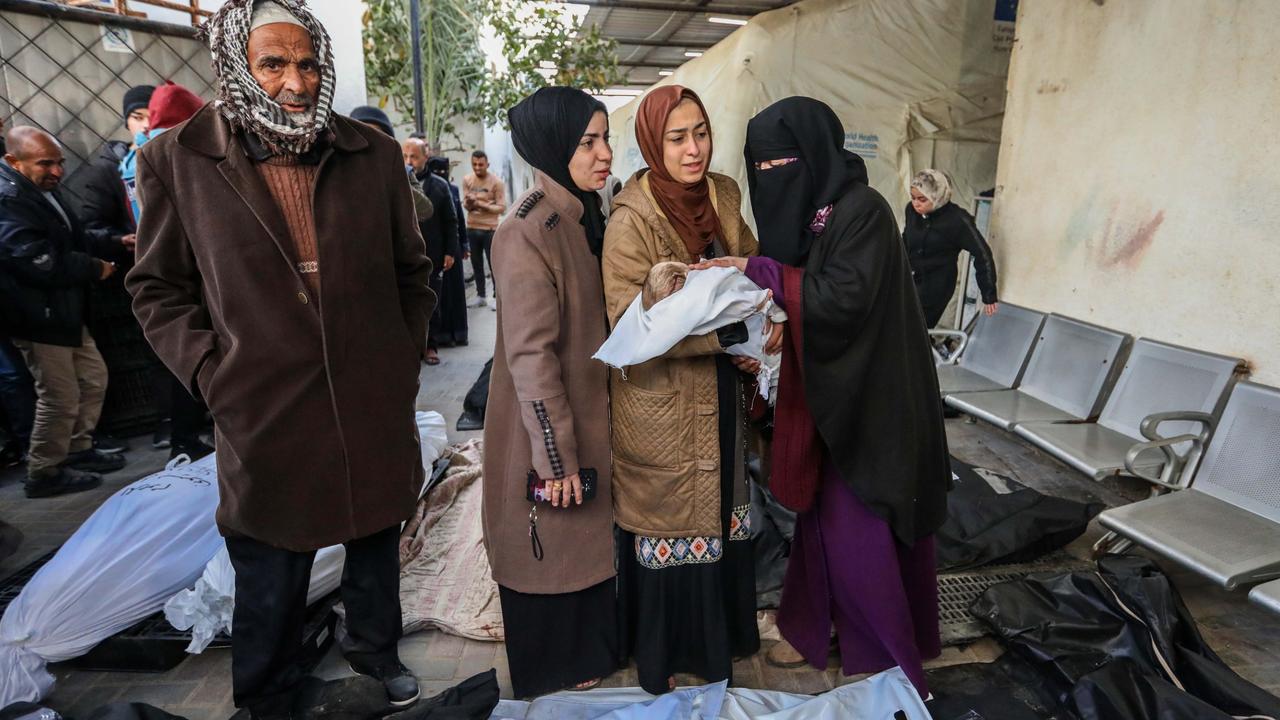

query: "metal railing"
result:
(61, 0), (211, 26)
(0, 0), (216, 172)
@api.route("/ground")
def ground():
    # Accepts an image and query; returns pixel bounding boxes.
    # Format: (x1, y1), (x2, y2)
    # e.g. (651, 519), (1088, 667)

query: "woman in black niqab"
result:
(743, 96), (867, 265)
(508, 86), (609, 256)
(696, 96), (950, 696)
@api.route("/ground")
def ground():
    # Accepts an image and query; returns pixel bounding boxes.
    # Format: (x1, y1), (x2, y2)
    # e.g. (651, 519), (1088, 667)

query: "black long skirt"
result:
(436, 257), (470, 345)
(498, 577), (619, 698)
(618, 355), (760, 694)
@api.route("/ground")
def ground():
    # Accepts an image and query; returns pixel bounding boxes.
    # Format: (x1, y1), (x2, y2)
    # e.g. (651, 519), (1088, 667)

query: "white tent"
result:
(608, 0), (1013, 227)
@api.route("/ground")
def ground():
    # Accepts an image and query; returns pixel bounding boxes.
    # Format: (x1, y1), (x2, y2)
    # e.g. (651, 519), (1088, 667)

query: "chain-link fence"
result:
(0, 0), (215, 173)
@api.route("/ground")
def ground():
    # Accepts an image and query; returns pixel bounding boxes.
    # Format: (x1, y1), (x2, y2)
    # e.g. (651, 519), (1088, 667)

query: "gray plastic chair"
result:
(1014, 339), (1244, 486)
(1098, 381), (1280, 589)
(1250, 579), (1280, 614)
(934, 304), (1046, 395)
(944, 315), (1131, 431)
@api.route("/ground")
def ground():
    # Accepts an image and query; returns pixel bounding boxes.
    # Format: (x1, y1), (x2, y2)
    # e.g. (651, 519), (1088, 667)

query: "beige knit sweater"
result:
(257, 155), (321, 297)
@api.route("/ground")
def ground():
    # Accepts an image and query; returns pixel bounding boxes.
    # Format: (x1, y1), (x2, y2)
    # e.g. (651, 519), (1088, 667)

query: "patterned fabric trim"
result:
(728, 504), (751, 542)
(516, 190), (545, 218)
(297, 260), (319, 274)
(544, 212), (560, 230)
(636, 534), (723, 570)
(532, 400), (565, 479)
(809, 204), (834, 235)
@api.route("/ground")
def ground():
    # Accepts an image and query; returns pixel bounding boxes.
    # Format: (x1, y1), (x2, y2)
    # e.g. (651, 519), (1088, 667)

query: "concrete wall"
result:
(991, 0), (1280, 383)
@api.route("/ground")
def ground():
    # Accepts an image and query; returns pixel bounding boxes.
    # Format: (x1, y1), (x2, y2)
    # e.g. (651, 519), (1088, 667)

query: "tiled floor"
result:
(3, 288), (1278, 719)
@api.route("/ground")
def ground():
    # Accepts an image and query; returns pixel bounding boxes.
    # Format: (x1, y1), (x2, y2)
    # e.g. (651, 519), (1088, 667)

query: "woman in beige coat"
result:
(482, 87), (617, 697)
(602, 86), (779, 695)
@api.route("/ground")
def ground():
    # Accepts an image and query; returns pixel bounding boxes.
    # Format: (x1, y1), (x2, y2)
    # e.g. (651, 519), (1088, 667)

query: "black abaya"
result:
(498, 578), (619, 698)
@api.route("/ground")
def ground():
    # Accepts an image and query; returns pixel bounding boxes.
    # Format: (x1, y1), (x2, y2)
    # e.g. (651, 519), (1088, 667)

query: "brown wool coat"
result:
(482, 173), (614, 595)
(602, 170), (758, 538)
(126, 104), (434, 552)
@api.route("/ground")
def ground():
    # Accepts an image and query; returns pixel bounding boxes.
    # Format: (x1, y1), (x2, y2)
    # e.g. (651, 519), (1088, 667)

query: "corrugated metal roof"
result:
(579, 0), (792, 87)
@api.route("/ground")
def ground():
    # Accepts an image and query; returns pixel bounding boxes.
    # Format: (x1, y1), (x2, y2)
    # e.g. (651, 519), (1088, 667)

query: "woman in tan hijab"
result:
(602, 86), (779, 694)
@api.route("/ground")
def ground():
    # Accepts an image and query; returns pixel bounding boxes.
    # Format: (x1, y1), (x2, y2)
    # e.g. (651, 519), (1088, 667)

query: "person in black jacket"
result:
(62, 84), (153, 263)
(62, 84), (154, 454)
(0, 126), (129, 498)
(403, 139), (459, 365)
(903, 169), (998, 328)
(428, 155), (470, 347)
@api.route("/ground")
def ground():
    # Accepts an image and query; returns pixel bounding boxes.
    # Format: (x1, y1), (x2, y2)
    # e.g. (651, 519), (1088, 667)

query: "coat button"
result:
(297, 292), (309, 304)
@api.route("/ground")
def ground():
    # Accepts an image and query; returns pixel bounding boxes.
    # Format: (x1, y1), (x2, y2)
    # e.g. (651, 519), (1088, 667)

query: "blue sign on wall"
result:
(994, 0), (1018, 23)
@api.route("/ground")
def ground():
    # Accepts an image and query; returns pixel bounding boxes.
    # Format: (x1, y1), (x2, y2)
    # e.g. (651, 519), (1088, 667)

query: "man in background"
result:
(462, 150), (505, 310)
(1, 126), (127, 498)
(404, 138), (458, 365)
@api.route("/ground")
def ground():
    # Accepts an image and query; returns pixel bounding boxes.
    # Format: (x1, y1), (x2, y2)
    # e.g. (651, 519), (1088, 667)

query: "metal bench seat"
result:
(1016, 421), (1167, 479)
(1098, 382), (1280, 590)
(945, 314), (1130, 431)
(933, 303), (1045, 395)
(935, 364), (1010, 394)
(1250, 579), (1280, 615)
(945, 389), (1077, 431)
(1015, 339), (1244, 484)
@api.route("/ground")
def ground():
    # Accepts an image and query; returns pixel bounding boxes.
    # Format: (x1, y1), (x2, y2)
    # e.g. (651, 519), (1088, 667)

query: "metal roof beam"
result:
(618, 60), (685, 68)
(558, 0), (786, 17)
(611, 37), (715, 48)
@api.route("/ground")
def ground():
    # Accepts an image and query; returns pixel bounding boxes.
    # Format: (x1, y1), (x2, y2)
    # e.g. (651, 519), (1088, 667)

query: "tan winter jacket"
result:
(602, 170), (758, 538)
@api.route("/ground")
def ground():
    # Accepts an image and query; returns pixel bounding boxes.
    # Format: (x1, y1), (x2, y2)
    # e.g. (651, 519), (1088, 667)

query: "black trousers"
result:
(226, 524), (403, 716)
(467, 229), (495, 298)
(152, 368), (208, 444)
(427, 273), (444, 351)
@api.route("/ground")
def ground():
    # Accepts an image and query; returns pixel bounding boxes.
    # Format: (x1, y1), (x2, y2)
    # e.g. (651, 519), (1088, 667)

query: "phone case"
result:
(527, 468), (597, 503)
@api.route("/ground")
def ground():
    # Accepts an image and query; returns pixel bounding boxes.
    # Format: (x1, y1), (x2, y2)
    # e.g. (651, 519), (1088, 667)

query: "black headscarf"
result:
(427, 155), (450, 178)
(744, 96), (869, 266)
(508, 87), (608, 256)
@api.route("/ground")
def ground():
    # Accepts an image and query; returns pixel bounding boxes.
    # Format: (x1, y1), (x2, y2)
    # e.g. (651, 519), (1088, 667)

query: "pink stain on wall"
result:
(1107, 211), (1165, 268)
(1086, 207), (1165, 270)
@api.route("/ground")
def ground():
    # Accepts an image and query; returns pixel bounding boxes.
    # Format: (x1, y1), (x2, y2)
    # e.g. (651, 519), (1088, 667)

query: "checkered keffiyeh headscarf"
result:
(200, 0), (335, 155)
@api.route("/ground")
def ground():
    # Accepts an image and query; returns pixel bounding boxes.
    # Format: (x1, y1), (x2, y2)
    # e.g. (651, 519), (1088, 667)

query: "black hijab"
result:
(508, 87), (609, 256)
(744, 96), (869, 266)
(427, 155), (450, 179)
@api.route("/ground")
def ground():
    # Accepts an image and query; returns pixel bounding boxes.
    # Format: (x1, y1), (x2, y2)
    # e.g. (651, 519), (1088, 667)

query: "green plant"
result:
(362, 0), (487, 146)
(362, 0), (625, 143)
(473, 0), (625, 128)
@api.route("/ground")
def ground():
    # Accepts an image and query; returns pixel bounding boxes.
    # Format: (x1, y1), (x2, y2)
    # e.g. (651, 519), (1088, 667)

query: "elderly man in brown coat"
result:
(125, 1), (433, 717)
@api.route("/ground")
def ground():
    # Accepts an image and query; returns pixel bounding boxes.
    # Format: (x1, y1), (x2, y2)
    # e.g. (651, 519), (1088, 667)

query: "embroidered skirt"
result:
(618, 355), (760, 694)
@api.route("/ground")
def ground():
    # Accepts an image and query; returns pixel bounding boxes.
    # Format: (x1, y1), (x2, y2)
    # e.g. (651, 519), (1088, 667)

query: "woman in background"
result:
(902, 169), (998, 327)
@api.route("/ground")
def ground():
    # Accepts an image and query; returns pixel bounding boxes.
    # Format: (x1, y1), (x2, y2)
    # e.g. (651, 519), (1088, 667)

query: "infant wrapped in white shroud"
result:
(594, 264), (784, 403)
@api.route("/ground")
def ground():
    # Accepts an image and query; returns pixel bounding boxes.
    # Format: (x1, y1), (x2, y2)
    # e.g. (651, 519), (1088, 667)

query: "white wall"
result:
(131, 0), (368, 113)
(991, 0), (1280, 383)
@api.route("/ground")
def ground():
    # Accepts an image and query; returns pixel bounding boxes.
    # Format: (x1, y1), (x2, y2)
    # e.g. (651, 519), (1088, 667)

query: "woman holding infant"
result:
(602, 86), (778, 694)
